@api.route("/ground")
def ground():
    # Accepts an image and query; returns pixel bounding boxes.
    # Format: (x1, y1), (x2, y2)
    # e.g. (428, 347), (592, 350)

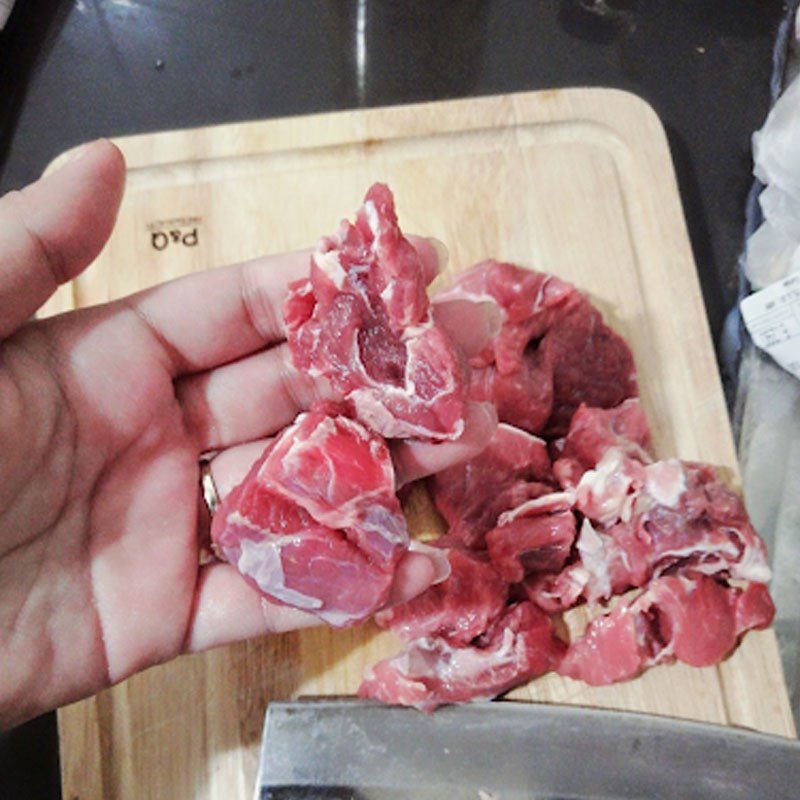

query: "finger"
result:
(185, 545), (445, 653)
(184, 562), (319, 652)
(432, 298), (502, 359)
(208, 439), (271, 496)
(124, 249), (312, 376)
(388, 547), (452, 605)
(0, 139), (125, 338)
(387, 552), (436, 605)
(196, 436), (271, 554)
(408, 235), (445, 286)
(123, 236), (443, 379)
(177, 342), (333, 451)
(392, 401), (498, 487)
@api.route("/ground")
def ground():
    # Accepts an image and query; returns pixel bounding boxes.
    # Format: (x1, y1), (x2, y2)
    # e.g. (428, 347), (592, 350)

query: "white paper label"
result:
(740, 272), (800, 380)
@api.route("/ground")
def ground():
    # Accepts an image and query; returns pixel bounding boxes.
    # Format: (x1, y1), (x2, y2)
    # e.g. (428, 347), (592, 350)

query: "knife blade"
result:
(256, 699), (800, 800)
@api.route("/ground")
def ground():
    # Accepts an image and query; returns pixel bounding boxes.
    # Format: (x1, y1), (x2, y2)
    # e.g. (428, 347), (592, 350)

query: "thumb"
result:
(0, 139), (125, 339)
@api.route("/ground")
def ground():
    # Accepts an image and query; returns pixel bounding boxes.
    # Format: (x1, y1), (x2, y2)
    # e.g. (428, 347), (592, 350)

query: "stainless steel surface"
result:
(257, 699), (800, 800)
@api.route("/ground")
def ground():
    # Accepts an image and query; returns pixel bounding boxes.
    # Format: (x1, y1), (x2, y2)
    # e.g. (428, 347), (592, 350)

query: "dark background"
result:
(0, 1), (787, 797)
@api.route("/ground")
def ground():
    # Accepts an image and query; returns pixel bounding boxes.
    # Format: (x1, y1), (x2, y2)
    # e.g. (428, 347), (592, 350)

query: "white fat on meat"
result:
(730, 534), (772, 583)
(237, 536), (323, 611)
(497, 422), (546, 445)
(346, 326), (463, 440)
(313, 248), (348, 289)
(350, 391), (464, 441)
(575, 448), (640, 526)
(496, 491), (575, 526)
(643, 459), (686, 507)
(400, 629), (521, 695)
(576, 519), (613, 602)
(350, 389), (463, 440)
(400, 315), (435, 342)
(264, 414), (406, 549)
(364, 199), (381, 240)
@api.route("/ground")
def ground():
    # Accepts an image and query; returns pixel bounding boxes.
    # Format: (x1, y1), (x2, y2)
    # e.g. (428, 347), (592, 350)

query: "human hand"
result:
(0, 141), (496, 729)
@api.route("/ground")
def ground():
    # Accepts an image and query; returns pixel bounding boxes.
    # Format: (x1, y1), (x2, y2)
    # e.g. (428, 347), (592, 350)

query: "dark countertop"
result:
(0, 2), (786, 798)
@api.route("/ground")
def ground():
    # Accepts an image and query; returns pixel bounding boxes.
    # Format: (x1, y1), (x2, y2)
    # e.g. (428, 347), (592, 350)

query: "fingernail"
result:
(468, 401), (498, 433)
(409, 540), (451, 585)
(426, 237), (449, 272)
(67, 138), (107, 164)
(480, 300), (503, 338)
(66, 141), (94, 163)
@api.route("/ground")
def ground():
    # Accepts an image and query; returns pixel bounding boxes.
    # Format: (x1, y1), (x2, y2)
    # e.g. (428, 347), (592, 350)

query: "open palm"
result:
(0, 141), (495, 730)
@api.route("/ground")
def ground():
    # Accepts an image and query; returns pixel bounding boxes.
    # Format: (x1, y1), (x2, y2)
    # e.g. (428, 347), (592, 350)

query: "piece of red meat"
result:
(485, 495), (576, 582)
(359, 602), (565, 711)
(374, 548), (508, 645)
(734, 581), (776, 632)
(558, 575), (774, 686)
(429, 422), (553, 549)
(262, 410), (407, 565)
(211, 410), (408, 626)
(634, 461), (770, 581)
(284, 184), (467, 440)
(553, 399), (652, 489)
(434, 260), (577, 373)
(433, 260), (637, 436)
(539, 300), (639, 435)
(470, 350), (553, 434)
(527, 456), (771, 612)
(524, 399), (772, 613)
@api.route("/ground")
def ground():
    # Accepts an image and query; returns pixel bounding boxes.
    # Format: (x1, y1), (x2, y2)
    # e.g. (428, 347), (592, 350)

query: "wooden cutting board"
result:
(44, 89), (795, 800)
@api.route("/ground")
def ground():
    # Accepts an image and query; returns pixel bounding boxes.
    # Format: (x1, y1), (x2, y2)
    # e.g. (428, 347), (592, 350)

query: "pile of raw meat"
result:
(211, 184), (775, 712)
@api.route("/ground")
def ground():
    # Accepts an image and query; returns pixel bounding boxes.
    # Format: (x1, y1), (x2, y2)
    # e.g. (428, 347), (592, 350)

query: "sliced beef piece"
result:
(558, 575), (774, 686)
(211, 410), (407, 626)
(539, 299), (638, 436)
(526, 456), (771, 612)
(429, 422), (553, 549)
(374, 547), (508, 645)
(262, 410), (407, 565)
(553, 399), (652, 489)
(470, 350), (553, 434)
(434, 260), (577, 374)
(485, 495), (576, 582)
(433, 260), (637, 436)
(284, 183), (467, 441)
(360, 602), (565, 711)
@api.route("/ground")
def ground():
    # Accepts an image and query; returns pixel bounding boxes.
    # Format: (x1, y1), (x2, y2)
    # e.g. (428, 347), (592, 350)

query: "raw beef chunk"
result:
(358, 246), (773, 707)
(525, 518), (651, 612)
(469, 351), (554, 434)
(360, 602), (564, 712)
(214, 183), (774, 710)
(485, 496), (576, 582)
(284, 184), (467, 440)
(434, 260), (637, 436)
(552, 399), (652, 489)
(528, 417), (771, 613)
(436, 260), (576, 374)
(558, 575), (774, 685)
(429, 423), (553, 548)
(374, 548), (508, 645)
(540, 299), (639, 435)
(211, 409), (407, 626)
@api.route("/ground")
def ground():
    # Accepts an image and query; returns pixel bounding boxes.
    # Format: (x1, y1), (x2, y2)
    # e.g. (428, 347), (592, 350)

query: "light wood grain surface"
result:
(42, 89), (795, 800)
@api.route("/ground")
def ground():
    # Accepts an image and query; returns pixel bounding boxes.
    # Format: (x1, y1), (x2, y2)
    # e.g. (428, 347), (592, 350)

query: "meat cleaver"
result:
(256, 699), (800, 800)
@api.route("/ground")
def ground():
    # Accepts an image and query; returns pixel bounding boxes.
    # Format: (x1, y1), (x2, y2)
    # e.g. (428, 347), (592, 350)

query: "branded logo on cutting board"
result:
(147, 216), (202, 251)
